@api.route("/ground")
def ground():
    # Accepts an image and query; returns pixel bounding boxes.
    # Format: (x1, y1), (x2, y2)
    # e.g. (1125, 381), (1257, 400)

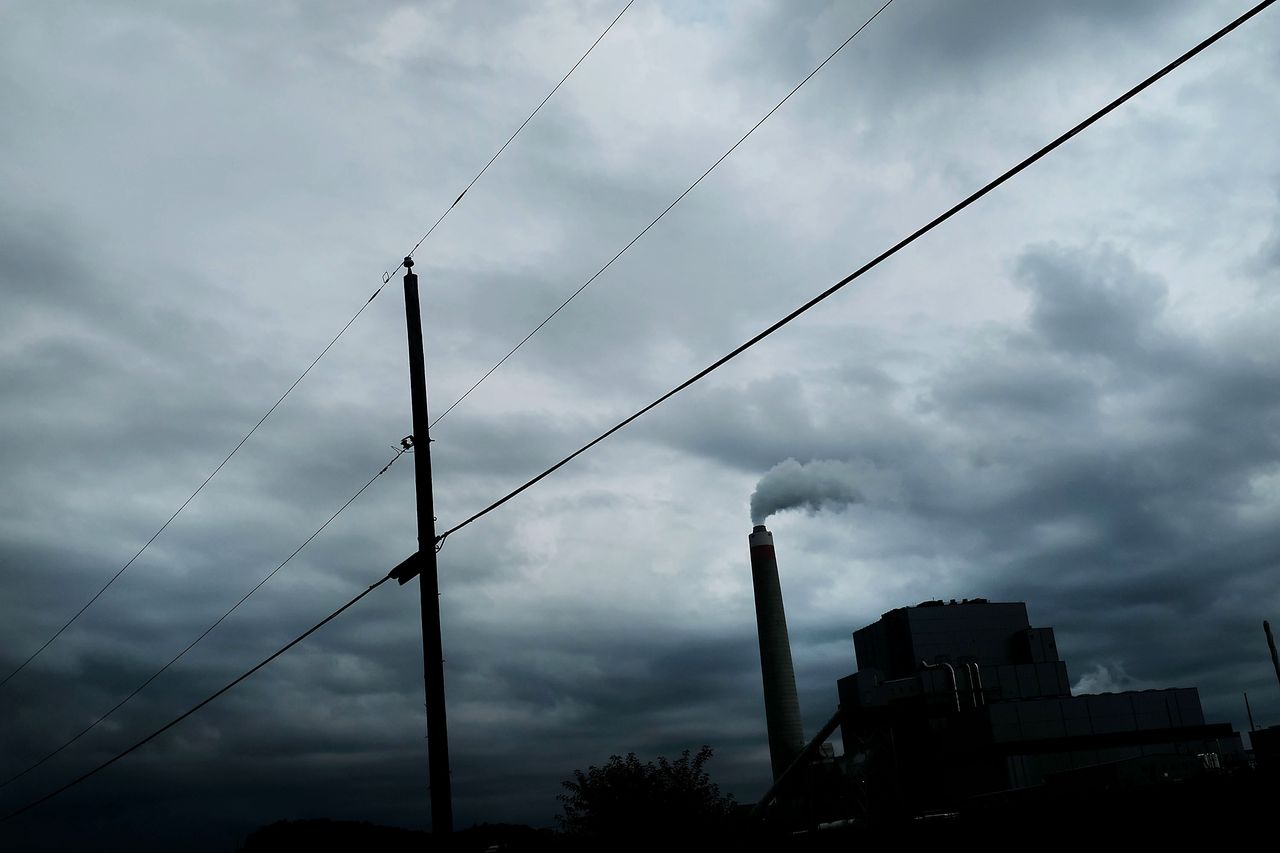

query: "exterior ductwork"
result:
(749, 524), (805, 781)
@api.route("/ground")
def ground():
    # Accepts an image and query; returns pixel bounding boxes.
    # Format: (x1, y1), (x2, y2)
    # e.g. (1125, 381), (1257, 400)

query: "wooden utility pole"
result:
(403, 256), (453, 834)
(1266, 620), (1280, 695)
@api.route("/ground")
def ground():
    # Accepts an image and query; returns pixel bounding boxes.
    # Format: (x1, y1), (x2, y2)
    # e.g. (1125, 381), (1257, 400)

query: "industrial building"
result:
(745, 524), (1247, 822)
(835, 598), (1242, 813)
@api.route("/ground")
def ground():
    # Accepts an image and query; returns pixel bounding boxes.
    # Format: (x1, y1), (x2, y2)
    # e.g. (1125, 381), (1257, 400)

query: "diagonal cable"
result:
(428, 0), (897, 429)
(4, 2), (1272, 817)
(387, 0), (637, 286)
(0, 447), (406, 790)
(2, 573), (393, 822)
(436, 0), (1276, 541)
(0, 291), (386, 692)
(0, 0), (636, 691)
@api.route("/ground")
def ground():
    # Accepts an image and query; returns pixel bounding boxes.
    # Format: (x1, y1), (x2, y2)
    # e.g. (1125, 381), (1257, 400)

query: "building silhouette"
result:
(835, 598), (1241, 815)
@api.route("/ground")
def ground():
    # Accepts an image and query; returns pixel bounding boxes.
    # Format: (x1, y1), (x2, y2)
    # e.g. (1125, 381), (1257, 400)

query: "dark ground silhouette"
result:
(239, 759), (1280, 850)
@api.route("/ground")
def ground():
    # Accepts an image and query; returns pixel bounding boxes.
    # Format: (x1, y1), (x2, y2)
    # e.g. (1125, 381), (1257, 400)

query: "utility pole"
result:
(1266, 620), (1280, 695)
(403, 256), (453, 835)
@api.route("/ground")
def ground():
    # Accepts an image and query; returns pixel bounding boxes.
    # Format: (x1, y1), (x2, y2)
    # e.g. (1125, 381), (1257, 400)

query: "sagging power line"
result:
(0, 446), (409, 792)
(428, 0), (897, 429)
(0, 0), (635, 693)
(401, 0), (636, 269)
(436, 0), (1275, 543)
(0, 295), (385, 692)
(1, 573), (395, 823)
(5, 0), (1272, 828)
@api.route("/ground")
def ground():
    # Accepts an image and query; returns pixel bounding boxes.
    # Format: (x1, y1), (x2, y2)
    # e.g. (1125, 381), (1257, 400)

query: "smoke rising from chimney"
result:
(750, 458), (864, 525)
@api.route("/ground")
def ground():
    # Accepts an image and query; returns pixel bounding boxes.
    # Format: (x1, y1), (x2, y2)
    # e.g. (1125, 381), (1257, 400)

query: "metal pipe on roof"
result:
(922, 660), (961, 713)
(964, 662), (985, 708)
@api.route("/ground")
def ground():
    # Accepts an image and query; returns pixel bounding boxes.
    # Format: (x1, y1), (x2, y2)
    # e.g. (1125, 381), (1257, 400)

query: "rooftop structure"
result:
(837, 599), (1241, 813)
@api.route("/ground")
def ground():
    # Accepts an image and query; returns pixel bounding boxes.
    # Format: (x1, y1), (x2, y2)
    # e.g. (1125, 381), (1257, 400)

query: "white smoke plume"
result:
(1071, 662), (1147, 695)
(750, 458), (864, 525)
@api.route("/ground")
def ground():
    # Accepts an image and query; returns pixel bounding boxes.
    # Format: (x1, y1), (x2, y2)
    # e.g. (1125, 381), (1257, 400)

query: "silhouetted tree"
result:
(556, 745), (736, 841)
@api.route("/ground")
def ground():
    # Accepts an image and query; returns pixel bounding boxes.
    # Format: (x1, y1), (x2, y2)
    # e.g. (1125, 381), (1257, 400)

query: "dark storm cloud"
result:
(731, 0), (1199, 121)
(4, 1), (1280, 849)
(648, 366), (927, 479)
(656, 234), (1280, 724)
(1018, 244), (1168, 358)
(3, 589), (778, 846)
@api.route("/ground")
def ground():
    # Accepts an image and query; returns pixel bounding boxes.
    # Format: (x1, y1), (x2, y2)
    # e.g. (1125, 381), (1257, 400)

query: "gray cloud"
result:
(657, 233), (1280, 718)
(3, 1), (1280, 850)
(1018, 244), (1169, 359)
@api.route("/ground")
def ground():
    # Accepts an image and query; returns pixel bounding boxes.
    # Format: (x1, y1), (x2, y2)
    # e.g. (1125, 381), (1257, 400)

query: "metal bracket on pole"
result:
(389, 552), (423, 585)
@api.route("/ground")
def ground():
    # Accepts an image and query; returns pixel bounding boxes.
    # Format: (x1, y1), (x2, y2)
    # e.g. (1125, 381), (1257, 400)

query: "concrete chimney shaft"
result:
(749, 524), (805, 781)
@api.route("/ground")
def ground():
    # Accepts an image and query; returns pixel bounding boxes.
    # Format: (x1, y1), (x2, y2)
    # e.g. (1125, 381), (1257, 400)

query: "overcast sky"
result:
(3, 0), (1280, 848)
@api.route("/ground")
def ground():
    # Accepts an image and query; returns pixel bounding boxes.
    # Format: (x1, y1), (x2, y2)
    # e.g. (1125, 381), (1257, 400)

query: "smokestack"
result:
(1266, 620), (1280, 693)
(749, 524), (805, 781)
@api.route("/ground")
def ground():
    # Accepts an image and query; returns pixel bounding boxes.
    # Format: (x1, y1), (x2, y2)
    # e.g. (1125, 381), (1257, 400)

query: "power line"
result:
(8, 0), (1270, 824)
(428, 0), (897, 429)
(0, 287), (386, 693)
(0, 447), (408, 792)
(1, 573), (394, 823)
(0, 1), (636, 692)
(437, 0), (1276, 543)
(388, 0), (637, 285)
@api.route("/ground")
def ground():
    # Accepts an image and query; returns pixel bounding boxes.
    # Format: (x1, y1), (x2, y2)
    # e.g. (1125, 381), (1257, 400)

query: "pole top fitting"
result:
(403, 256), (414, 269)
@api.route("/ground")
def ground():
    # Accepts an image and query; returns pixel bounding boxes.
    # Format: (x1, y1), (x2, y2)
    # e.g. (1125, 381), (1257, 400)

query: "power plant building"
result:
(836, 599), (1241, 811)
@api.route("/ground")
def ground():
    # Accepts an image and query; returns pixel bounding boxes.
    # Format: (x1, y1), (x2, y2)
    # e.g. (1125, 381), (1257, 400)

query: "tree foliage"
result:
(556, 746), (736, 840)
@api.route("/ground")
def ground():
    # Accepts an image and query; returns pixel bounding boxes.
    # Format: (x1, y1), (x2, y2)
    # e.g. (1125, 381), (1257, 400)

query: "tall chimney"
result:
(749, 524), (805, 781)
